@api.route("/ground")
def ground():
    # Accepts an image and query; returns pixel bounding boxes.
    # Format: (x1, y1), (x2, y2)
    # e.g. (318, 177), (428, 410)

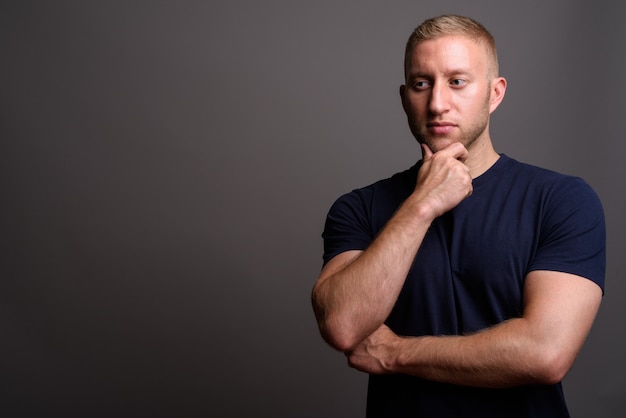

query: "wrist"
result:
(382, 333), (408, 374)
(402, 194), (439, 225)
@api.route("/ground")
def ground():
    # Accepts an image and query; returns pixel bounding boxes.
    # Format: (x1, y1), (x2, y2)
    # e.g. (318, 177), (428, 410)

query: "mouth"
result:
(426, 122), (456, 135)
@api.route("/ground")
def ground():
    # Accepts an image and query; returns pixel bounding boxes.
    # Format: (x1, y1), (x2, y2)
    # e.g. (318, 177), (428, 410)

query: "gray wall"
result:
(1, 1), (624, 417)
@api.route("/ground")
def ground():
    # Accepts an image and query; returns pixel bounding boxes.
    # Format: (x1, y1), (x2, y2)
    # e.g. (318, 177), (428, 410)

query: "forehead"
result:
(406, 35), (489, 76)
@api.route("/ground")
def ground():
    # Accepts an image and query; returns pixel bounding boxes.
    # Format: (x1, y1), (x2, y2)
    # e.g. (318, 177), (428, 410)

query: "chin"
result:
(424, 138), (458, 153)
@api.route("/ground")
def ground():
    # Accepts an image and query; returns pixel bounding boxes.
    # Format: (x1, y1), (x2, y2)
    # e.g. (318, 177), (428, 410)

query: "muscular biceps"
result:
(346, 270), (603, 388)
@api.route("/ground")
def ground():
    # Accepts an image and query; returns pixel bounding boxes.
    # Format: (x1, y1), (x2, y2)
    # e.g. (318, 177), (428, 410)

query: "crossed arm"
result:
(344, 269), (602, 388)
(311, 144), (603, 389)
(313, 242), (601, 388)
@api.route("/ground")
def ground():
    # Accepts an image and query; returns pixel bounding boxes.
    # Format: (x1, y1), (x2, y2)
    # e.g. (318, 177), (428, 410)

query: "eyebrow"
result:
(408, 69), (473, 79)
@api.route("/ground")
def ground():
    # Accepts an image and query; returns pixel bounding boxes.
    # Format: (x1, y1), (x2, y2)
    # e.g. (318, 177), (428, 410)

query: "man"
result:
(311, 14), (605, 417)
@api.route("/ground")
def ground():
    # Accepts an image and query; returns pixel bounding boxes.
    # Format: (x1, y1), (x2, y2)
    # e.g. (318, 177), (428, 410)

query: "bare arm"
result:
(312, 143), (473, 352)
(346, 270), (603, 388)
(311, 199), (431, 352)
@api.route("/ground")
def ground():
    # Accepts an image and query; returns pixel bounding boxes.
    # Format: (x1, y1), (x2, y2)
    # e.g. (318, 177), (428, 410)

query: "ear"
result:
(489, 77), (507, 114)
(399, 84), (408, 114)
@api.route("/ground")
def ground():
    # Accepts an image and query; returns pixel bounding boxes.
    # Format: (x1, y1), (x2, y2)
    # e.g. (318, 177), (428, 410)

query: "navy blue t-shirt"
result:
(322, 154), (606, 418)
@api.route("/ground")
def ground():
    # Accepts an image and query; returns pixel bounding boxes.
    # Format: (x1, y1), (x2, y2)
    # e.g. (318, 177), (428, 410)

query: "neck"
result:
(465, 137), (500, 178)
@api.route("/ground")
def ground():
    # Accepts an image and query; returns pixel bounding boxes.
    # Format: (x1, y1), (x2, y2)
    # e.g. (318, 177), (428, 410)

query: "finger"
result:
(421, 143), (433, 159)
(444, 142), (469, 161)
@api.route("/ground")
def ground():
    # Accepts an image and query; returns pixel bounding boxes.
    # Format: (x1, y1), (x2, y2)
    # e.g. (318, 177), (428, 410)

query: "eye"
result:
(412, 80), (431, 90)
(450, 79), (467, 87)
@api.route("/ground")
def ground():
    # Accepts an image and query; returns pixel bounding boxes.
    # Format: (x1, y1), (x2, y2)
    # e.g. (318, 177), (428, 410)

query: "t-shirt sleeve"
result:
(529, 176), (606, 292)
(321, 189), (374, 266)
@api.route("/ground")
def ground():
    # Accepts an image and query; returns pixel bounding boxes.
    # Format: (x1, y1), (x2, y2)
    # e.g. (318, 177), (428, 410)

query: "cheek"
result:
(458, 89), (489, 113)
(406, 96), (428, 114)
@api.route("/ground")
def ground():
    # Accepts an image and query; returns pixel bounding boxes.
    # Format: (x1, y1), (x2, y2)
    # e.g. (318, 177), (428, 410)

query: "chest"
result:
(388, 192), (542, 335)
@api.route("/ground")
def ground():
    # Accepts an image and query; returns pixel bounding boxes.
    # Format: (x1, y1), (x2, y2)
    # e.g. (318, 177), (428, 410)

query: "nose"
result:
(428, 82), (450, 115)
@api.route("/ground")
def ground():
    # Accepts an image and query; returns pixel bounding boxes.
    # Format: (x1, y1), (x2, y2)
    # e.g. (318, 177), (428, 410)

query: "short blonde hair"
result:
(404, 15), (499, 79)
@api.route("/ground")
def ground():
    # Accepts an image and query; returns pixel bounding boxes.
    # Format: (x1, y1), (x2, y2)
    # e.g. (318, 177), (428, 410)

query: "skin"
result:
(311, 35), (602, 388)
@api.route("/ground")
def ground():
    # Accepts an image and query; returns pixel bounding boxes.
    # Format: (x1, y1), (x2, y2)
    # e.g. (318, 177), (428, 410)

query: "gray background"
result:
(1, 1), (624, 417)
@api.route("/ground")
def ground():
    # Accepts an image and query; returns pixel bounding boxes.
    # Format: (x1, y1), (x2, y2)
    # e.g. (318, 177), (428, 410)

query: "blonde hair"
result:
(404, 15), (499, 78)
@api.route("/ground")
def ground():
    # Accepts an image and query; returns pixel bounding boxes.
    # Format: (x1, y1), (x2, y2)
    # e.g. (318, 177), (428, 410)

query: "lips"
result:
(427, 122), (456, 135)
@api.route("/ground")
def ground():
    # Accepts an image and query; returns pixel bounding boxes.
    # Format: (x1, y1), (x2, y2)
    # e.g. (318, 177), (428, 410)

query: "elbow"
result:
(528, 346), (576, 385)
(311, 287), (362, 352)
(540, 356), (573, 385)
(316, 317), (363, 353)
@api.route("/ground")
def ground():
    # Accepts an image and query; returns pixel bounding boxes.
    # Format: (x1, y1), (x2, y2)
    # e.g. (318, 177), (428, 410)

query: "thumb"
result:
(421, 143), (433, 160)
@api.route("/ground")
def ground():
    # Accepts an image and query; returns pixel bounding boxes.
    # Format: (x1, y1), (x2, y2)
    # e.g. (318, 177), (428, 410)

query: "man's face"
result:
(401, 35), (497, 153)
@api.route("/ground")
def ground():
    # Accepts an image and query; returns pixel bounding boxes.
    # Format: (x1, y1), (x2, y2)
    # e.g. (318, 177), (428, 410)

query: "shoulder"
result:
(485, 155), (605, 241)
(497, 155), (602, 205)
(322, 164), (420, 263)
(498, 155), (573, 183)
(497, 156), (606, 289)
(329, 164), (419, 212)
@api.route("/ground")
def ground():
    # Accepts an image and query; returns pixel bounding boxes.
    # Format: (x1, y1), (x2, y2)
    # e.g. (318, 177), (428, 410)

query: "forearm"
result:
(312, 195), (434, 351)
(390, 319), (559, 388)
(314, 144), (475, 352)
(347, 270), (602, 388)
